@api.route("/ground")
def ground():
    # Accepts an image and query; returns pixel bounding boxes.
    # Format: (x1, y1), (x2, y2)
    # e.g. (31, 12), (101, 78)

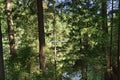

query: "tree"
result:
(101, 0), (110, 80)
(0, 16), (5, 80)
(118, 0), (120, 79)
(109, 0), (114, 79)
(6, 0), (16, 55)
(101, 0), (108, 33)
(37, 0), (46, 75)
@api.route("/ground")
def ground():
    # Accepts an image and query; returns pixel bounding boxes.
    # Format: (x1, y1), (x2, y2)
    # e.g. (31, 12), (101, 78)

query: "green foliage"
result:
(0, 0), (119, 79)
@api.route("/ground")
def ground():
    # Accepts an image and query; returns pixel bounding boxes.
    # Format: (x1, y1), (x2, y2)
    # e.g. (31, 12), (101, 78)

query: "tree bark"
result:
(6, 0), (16, 56)
(0, 17), (5, 80)
(37, 0), (46, 75)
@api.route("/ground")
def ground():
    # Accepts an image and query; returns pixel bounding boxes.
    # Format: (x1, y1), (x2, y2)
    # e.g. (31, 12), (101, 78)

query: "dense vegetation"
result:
(0, 0), (120, 80)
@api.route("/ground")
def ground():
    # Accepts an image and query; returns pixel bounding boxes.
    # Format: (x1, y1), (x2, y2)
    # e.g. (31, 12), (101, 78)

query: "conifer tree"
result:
(37, 0), (46, 75)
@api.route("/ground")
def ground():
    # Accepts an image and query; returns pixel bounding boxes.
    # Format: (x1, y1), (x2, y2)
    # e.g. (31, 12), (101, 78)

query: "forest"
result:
(0, 0), (120, 80)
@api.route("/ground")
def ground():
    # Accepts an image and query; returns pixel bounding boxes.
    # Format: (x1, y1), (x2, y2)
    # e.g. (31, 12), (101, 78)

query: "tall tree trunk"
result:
(101, 0), (109, 80)
(0, 17), (5, 80)
(37, 0), (46, 75)
(118, 0), (120, 80)
(6, 0), (15, 56)
(109, 0), (113, 80)
(52, 2), (57, 80)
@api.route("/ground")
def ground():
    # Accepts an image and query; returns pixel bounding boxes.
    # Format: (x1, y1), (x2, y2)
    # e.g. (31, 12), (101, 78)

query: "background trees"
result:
(0, 0), (120, 80)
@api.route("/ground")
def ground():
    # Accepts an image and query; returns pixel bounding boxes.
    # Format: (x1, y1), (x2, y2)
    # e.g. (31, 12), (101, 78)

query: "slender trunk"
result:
(85, 64), (88, 80)
(37, 0), (46, 74)
(109, 0), (113, 80)
(0, 17), (5, 80)
(24, 76), (26, 80)
(101, 0), (108, 33)
(6, 1), (16, 79)
(101, 0), (109, 80)
(81, 64), (84, 80)
(118, 0), (120, 80)
(54, 41), (57, 80)
(52, 3), (57, 80)
(6, 0), (15, 56)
